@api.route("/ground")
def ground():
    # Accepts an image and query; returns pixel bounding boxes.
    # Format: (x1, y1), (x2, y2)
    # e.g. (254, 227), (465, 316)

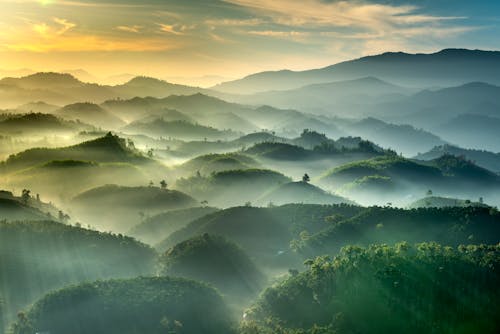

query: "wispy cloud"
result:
(116, 25), (142, 33)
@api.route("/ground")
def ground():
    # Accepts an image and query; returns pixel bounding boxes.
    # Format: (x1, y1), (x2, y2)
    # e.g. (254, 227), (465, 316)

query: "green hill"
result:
(178, 153), (260, 176)
(56, 102), (125, 129)
(257, 181), (353, 206)
(128, 206), (219, 244)
(11, 277), (234, 334)
(415, 144), (500, 173)
(175, 169), (291, 207)
(71, 184), (198, 231)
(2, 132), (150, 171)
(297, 206), (500, 257)
(0, 196), (49, 221)
(0, 113), (81, 134)
(158, 204), (364, 270)
(242, 243), (500, 334)
(0, 220), (155, 328)
(319, 154), (500, 205)
(6, 160), (149, 199)
(408, 196), (489, 209)
(159, 234), (265, 300)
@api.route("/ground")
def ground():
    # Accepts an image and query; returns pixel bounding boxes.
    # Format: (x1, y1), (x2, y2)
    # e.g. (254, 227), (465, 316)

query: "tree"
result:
(21, 189), (31, 204)
(160, 180), (168, 189)
(426, 189), (433, 196)
(302, 173), (310, 183)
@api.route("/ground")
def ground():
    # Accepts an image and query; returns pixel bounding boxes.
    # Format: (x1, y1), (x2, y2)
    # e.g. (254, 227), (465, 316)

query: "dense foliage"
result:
(242, 243), (500, 334)
(159, 234), (265, 299)
(0, 220), (156, 324)
(11, 277), (235, 334)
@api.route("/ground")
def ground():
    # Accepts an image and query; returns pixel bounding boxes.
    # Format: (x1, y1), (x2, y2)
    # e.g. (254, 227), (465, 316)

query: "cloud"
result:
(158, 23), (185, 35)
(116, 25), (142, 33)
(53, 17), (76, 34)
(205, 18), (264, 26)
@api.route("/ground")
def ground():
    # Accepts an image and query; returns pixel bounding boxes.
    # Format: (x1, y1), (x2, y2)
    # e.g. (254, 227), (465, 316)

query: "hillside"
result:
(175, 169), (291, 207)
(56, 102), (125, 129)
(0, 220), (155, 327)
(2, 132), (149, 171)
(319, 154), (500, 205)
(71, 184), (198, 231)
(178, 153), (260, 176)
(0, 113), (80, 134)
(128, 206), (219, 244)
(298, 206), (500, 256)
(257, 181), (353, 206)
(16, 101), (60, 113)
(159, 234), (265, 300)
(157, 204), (364, 269)
(408, 196), (488, 209)
(415, 144), (500, 172)
(243, 243), (500, 334)
(11, 277), (234, 334)
(111, 76), (207, 98)
(0, 196), (49, 221)
(122, 118), (237, 141)
(214, 49), (500, 93)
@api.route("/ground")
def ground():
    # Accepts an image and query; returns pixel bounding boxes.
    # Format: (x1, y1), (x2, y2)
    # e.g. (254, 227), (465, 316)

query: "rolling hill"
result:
(71, 184), (198, 231)
(56, 102), (125, 129)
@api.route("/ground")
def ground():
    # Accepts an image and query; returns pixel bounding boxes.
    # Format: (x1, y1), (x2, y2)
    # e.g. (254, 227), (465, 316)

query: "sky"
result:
(0, 0), (499, 85)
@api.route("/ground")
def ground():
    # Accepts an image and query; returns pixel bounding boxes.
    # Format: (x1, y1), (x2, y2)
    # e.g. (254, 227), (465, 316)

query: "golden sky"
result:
(0, 0), (496, 85)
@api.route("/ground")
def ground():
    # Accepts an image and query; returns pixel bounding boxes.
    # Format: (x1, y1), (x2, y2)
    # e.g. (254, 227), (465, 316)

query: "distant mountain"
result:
(56, 102), (125, 129)
(112, 76), (207, 98)
(178, 153), (260, 176)
(340, 117), (445, 156)
(231, 77), (411, 113)
(433, 114), (500, 152)
(213, 49), (500, 94)
(122, 118), (237, 141)
(415, 144), (500, 173)
(17, 101), (60, 113)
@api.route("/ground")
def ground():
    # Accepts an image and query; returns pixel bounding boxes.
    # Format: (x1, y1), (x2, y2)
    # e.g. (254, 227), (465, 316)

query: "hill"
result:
(159, 234), (265, 300)
(233, 77), (411, 113)
(0, 220), (155, 328)
(434, 114), (500, 152)
(0, 113), (84, 135)
(128, 206), (219, 244)
(157, 204), (364, 270)
(319, 154), (500, 205)
(71, 184), (198, 231)
(178, 153), (260, 176)
(243, 243), (500, 334)
(16, 101), (60, 113)
(0, 196), (49, 221)
(56, 102), (125, 129)
(11, 277), (234, 334)
(122, 118), (237, 141)
(1, 132), (150, 171)
(340, 117), (445, 156)
(408, 196), (488, 209)
(175, 169), (291, 207)
(257, 181), (353, 206)
(111, 76), (207, 98)
(298, 206), (500, 256)
(415, 144), (500, 172)
(214, 49), (500, 94)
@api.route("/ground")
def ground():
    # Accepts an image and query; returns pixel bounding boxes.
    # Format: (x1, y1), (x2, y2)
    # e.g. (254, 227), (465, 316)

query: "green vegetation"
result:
(128, 206), (219, 244)
(296, 206), (500, 256)
(0, 220), (155, 326)
(72, 184), (197, 231)
(159, 234), (265, 300)
(178, 153), (259, 176)
(408, 196), (489, 209)
(11, 277), (235, 334)
(242, 243), (500, 334)
(175, 169), (291, 207)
